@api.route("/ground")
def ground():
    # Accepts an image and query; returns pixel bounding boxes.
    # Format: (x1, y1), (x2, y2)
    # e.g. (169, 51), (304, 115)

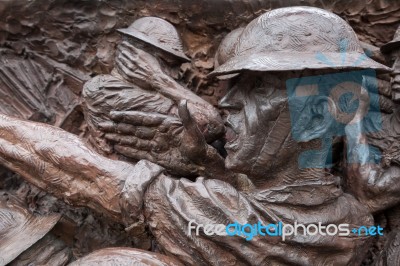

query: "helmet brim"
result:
(381, 40), (400, 54)
(209, 51), (391, 78)
(216, 73), (240, 80)
(0, 195), (61, 264)
(117, 28), (190, 62)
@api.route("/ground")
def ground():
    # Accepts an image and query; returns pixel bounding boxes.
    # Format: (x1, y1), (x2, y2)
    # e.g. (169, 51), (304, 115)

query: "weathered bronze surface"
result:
(0, 192), (60, 265)
(0, 1), (399, 265)
(371, 24), (400, 266)
(68, 247), (183, 266)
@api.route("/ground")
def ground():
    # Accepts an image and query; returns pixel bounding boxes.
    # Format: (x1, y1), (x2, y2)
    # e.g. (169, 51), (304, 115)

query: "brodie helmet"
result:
(210, 7), (390, 77)
(118, 17), (190, 62)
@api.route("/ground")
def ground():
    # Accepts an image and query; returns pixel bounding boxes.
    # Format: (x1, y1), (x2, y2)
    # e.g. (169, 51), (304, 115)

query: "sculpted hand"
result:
(99, 100), (234, 183)
(114, 41), (224, 142)
(343, 74), (400, 213)
(115, 41), (163, 90)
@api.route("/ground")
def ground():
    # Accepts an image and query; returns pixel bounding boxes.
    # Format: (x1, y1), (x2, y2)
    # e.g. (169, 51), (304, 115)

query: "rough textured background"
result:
(0, 0), (399, 264)
(0, 0), (399, 113)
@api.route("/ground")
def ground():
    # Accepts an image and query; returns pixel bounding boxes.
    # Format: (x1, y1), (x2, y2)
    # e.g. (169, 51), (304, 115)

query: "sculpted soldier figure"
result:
(0, 6), (396, 266)
(83, 16), (189, 154)
(84, 16), (226, 177)
(369, 25), (400, 266)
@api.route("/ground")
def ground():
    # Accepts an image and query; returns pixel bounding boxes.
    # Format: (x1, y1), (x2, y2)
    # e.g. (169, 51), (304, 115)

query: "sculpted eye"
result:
(254, 82), (276, 98)
(254, 86), (265, 94)
(253, 77), (263, 88)
(249, 77), (268, 94)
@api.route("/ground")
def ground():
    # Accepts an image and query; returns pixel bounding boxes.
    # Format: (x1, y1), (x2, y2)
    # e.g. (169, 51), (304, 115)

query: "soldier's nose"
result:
(219, 86), (243, 110)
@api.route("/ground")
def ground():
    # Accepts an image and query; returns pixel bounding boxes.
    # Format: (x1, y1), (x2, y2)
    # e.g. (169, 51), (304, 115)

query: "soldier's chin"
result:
(225, 155), (239, 171)
(225, 152), (246, 172)
(224, 136), (244, 169)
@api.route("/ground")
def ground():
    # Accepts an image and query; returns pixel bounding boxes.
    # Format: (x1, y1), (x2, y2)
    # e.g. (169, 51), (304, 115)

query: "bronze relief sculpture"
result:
(0, 2), (400, 266)
(371, 25), (400, 266)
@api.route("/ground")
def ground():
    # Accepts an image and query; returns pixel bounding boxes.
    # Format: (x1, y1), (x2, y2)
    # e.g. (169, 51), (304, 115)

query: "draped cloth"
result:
(142, 173), (373, 266)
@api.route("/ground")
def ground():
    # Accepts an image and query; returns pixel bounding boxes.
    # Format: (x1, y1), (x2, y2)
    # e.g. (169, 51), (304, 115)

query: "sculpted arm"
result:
(0, 114), (157, 222)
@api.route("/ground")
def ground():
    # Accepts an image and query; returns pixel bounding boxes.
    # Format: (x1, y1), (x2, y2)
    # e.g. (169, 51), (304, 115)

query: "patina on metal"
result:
(0, 2), (399, 266)
(0, 192), (60, 265)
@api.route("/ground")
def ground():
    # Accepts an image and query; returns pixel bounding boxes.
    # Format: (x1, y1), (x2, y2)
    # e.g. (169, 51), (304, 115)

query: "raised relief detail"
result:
(0, 3), (399, 266)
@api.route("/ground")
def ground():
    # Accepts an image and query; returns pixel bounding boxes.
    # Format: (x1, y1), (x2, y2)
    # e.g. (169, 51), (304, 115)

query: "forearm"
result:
(0, 114), (135, 221)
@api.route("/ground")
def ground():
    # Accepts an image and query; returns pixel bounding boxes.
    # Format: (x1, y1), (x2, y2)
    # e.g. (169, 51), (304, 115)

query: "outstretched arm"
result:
(0, 114), (142, 221)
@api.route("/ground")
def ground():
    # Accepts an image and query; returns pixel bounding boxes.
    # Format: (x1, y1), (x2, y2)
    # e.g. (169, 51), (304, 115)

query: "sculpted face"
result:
(219, 70), (341, 178)
(219, 72), (292, 177)
(390, 49), (400, 93)
(122, 36), (181, 67)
